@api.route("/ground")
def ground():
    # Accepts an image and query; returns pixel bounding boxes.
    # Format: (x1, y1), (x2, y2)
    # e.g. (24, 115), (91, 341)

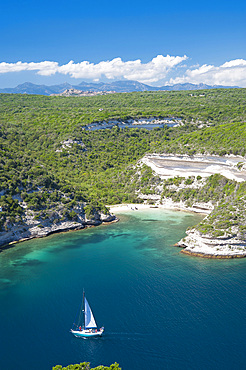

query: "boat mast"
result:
(82, 289), (85, 329)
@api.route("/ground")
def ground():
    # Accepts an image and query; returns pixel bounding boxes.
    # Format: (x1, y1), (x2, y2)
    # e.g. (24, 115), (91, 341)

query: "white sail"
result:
(84, 297), (97, 328)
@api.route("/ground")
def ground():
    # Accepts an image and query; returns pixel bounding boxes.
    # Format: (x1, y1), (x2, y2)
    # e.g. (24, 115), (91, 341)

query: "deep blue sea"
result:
(1, 209), (246, 370)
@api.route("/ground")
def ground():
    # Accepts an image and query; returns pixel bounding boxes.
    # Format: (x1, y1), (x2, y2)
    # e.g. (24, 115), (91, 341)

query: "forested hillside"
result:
(0, 88), (245, 245)
(158, 121), (246, 156)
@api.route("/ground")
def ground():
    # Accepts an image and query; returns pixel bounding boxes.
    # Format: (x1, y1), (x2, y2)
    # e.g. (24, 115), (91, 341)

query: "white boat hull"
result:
(70, 328), (104, 338)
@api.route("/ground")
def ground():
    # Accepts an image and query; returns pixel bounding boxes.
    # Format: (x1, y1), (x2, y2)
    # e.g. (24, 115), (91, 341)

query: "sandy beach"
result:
(109, 202), (246, 259)
(109, 201), (211, 214)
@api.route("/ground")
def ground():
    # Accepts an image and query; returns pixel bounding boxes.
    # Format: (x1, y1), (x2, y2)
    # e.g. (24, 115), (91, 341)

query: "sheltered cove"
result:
(1, 153), (246, 259)
(110, 203), (246, 259)
(110, 152), (246, 259)
(1, 199), (245, 259)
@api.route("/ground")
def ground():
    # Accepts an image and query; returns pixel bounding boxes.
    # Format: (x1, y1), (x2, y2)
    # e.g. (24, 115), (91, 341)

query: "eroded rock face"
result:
(178, 229), (246, 258)
(0, 212), (117, 248)
(142, 154), (246, 182)
(100, 213), (116, 222)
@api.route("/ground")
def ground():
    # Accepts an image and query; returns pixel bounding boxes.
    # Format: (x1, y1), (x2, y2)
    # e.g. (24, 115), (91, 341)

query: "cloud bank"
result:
(0, 55), (187, 84)
(0, 56), (245, 87)
(169, 59), (246, 87)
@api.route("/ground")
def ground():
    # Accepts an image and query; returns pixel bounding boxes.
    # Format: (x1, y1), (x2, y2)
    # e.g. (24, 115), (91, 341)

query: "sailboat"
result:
(70, 291), (104, 338)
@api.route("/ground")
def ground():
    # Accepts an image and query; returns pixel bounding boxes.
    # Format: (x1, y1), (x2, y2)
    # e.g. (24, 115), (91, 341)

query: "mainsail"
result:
(84, 297), (97, 328)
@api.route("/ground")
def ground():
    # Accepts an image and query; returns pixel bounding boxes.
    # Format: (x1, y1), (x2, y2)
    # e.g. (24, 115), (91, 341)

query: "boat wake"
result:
(107, 332), (144, 335)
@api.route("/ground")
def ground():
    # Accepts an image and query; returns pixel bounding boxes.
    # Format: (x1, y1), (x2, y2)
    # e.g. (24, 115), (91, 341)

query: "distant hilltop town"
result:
(51, 88), (117, 97)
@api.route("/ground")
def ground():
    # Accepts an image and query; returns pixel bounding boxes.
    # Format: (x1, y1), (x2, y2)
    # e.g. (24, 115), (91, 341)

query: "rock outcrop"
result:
(0, 212), (118, 249)
(177, 228), (246, 258)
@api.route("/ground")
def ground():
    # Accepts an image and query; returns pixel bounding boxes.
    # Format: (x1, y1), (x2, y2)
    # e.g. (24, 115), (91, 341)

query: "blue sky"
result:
(0, 0), (245, 87)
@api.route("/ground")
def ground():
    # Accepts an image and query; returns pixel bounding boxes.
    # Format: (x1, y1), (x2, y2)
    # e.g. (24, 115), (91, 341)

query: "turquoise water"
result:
(0, 209), (246, 370)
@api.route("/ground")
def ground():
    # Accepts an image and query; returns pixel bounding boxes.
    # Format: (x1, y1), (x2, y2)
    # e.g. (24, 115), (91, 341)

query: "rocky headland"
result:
(0, 203), (117, 250)
(177, 228), (246, 258)
(137, 154), (246, 258)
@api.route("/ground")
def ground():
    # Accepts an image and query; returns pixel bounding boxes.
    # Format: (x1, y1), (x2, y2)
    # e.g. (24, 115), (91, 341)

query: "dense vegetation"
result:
(1, 88), (245, 129)
(157, 174), (246, 238)
(158, 121), (246, 156)
(52, 362), (120, 370)
(0, 88), (245, 238)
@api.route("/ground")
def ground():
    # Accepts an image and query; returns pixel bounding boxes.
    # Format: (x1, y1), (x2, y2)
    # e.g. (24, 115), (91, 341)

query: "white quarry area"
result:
(178, 229), (246, 257)
(142, 154), (246, 182)
(103, 117), (182, 125)
(118, 117), (182, 125)
(86, 117), (183, 130)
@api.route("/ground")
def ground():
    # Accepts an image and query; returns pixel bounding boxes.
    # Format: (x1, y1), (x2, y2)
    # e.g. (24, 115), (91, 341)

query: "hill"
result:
(0, 88), (246, 256)
(0, 81), (239, 95)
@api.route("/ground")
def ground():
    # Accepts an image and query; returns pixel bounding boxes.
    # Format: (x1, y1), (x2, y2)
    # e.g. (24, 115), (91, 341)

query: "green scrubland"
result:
(52, 362), (120, 370)
(0, 88), (246, 238)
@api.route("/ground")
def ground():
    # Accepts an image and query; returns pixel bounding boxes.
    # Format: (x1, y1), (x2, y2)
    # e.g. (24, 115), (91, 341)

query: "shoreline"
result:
(108, 202), (210, 214)
(1, 202), (245, 260)
(180, 249), (246, 259)
(109, 203), (246, 259)
(0, 217), (119, 253)
(0, 202), (207, 254)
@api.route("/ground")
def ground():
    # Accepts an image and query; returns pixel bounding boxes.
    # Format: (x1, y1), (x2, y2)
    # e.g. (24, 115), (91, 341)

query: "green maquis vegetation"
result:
(159, 174), (246, 239)
(158, 121), (246, 157)
(0, 88), (245, 239)
(52, 362), (120, 370)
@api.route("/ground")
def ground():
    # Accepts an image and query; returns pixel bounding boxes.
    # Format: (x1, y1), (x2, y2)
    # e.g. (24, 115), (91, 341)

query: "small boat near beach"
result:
(70, 291), (104, 338)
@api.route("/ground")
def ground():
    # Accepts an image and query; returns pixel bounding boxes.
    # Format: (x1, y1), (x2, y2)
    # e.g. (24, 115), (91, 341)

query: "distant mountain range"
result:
(0, 80), (239, 95)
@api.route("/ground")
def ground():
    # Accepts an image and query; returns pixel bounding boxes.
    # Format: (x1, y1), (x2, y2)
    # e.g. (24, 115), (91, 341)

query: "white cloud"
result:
(1, 56), (245, 87)
(169, 59), (246, 87)
(0, 61), (59, 75)
(0, 55), (187, 84)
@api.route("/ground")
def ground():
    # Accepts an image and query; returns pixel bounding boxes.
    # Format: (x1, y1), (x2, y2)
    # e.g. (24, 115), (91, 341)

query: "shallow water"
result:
(0, 209), (246, 370)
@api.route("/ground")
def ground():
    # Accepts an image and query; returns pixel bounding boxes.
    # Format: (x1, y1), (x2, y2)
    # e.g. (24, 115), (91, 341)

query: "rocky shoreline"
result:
(0, 213), (118, 251)
(1, 199), (245, 260)
(110, 202), (246, 259)
(137, 154), (246, 259)
(180, 249), (246, 259)
(176, 228), (246, 259)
